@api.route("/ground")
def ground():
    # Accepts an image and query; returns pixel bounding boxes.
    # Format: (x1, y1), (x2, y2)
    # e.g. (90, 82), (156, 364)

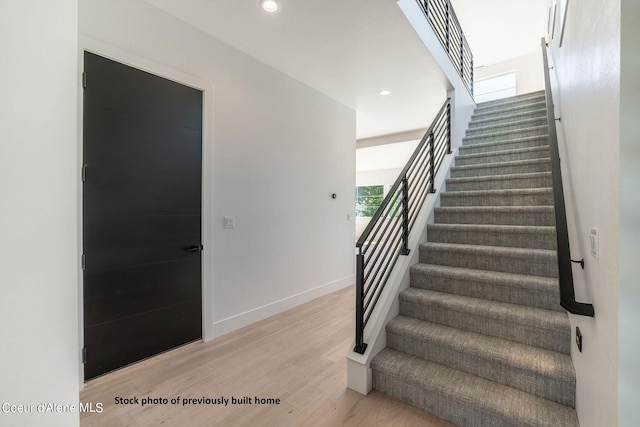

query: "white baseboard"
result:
(210, 275), (354, 339)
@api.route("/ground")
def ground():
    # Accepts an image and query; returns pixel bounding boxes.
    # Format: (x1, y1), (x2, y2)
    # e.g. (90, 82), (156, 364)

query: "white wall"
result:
(79, 0), (356, 338)
(547, 1), (620, 425)
(619, 0), (640, 424)
(356, 168), (404, 188)
(474, 52), (544, 96)
(0, 1), (80, 426)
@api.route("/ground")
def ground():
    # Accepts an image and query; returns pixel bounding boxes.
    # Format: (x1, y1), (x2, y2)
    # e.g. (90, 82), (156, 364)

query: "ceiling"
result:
(452, 0), (548, 68)
(145, 0), (547, 140)
(356, 140), (420, 172)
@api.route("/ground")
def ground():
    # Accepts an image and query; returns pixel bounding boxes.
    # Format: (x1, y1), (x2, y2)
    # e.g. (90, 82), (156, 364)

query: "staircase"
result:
(370, 91), (580, 427)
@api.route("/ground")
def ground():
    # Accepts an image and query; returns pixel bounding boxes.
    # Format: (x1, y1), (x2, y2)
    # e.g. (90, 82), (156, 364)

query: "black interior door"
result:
(83, 52), (203, 380)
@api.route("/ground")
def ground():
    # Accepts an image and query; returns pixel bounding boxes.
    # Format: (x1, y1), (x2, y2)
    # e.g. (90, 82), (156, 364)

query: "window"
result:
(355, 185), (384, 217)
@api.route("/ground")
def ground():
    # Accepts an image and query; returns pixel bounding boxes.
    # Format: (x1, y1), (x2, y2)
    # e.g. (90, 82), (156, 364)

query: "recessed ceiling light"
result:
(260, 0), (280, 13)
(379, 90), (392, 96)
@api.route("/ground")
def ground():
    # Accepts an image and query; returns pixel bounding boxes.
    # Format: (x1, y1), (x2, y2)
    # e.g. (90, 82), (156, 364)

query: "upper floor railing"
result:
(416, 0), (474, 95)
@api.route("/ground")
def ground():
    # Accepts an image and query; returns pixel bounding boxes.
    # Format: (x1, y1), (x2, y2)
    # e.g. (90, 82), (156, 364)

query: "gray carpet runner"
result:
(371, 91), (580, 426)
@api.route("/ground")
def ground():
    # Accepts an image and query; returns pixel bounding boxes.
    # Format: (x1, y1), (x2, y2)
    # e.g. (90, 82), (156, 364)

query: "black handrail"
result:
(416, 0), (474, 96)
(354, 98), (451, 354)
(541, 38), (594, 317)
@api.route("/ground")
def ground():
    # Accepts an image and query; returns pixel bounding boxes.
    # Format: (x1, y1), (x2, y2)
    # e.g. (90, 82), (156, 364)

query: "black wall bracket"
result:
(571, 258), (585, 269)
(576, 327), (583, 352)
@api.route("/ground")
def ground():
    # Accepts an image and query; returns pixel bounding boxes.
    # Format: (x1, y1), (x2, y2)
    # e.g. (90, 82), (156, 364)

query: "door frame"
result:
(77, 36), (214, 385)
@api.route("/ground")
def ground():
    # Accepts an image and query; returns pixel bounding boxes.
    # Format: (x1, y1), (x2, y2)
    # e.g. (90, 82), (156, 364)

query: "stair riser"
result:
(398, 297), (570, 353)
(386, 331), (575, 406)
(458, 137), (548, 155)
(446, 174), (552, 191)
(372, 371), (486, 427)
(468, 109), (547, 129)
(478, 90), (544, 103)
(455, 148), (550, 166)
(372, 349), (579, 427)
(373, 370), (573, 427)
(466, 117), (548, 136)
(463, 126), (548, 145)
(475, 96), (546, 113)
(472, 101), (547, 121)
(419, 247), (559, 278)
(409, 269), (562, 311)
(434, 208), (555, 226)
(440, 191), (553, 207)
(426, 225), (556, 250)
(451, 161), (551, 178)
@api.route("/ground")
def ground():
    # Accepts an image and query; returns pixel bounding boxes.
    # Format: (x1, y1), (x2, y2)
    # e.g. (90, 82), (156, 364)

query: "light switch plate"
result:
(224, 216), (235, 229)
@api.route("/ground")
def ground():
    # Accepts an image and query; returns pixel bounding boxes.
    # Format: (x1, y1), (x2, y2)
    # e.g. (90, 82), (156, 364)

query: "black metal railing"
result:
(416, 0), (474, 95)
(541, 38), (594, 317)
(354, 98), (451, 354)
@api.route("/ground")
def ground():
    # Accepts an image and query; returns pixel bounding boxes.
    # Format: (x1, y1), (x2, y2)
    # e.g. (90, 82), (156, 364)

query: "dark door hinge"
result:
(82, 347), (87, 364)
(82, 164), (87, 182)
(81, 254), (86, 270)
(82, 72), (87, 89)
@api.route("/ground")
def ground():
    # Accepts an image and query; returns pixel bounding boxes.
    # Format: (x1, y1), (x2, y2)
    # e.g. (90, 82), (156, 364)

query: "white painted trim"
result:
(211, 275), (354, 338)
(76, 36), (215, 386)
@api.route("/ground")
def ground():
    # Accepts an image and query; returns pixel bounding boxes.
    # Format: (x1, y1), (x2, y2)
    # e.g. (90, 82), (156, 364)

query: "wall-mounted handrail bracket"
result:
(571, 258), (585, 269)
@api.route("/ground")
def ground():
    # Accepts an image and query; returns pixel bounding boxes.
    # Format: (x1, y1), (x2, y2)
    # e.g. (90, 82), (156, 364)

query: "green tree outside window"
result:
(355, 185), (384, 217)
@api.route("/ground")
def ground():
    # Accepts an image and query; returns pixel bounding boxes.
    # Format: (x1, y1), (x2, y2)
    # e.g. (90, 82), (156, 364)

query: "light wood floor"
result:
(80, 286), (455, 427)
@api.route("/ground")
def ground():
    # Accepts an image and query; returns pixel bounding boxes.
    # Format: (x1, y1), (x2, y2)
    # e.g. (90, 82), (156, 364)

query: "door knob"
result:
(185, 244), (203, 252)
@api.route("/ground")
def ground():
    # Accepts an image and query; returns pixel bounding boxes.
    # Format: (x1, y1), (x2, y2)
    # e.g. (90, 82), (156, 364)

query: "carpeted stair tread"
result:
(446, 172), (552, 191)
(472, 100), (548, 122)
(386, 316), (575, 406)
(398, 288), (571, 353)
(447, 172), (552, 182)
(469, 108), (547, 129)
(476, 90), (544, 103)
(458, 136), (549, 155)
(450, 158), (551, 178)
(475, 98), (546, 114)
(409, 263), (562, 311)
(455, 145), (550, 166)
(462, 125), (549, 145)
(465, 117), (548, 137)
(426, 223), (556, 249)
(419, 242), (558, 278)
(474, 91), (546, 110)
(434, 205), (555, 226)
(371, 349), (579, 427)
(471, 97), (546, 123)
(410, 263), (558, 293)
(440, 188), (553, 207)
